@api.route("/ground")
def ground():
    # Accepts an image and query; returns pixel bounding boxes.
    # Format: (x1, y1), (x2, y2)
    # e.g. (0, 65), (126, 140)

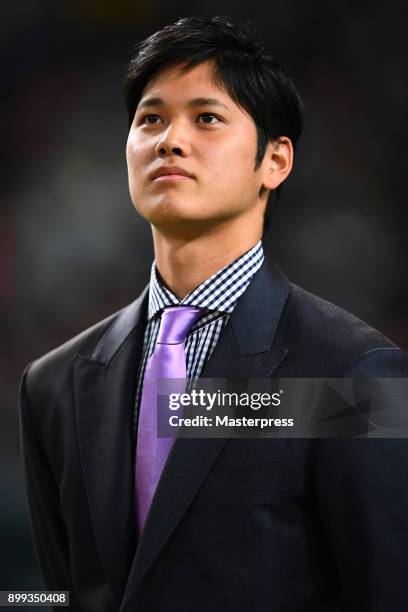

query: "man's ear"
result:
(261, 137), (294, 191)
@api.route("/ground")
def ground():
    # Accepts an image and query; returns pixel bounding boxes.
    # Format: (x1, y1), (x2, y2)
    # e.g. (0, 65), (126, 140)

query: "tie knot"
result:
(157, 306), (201, 344)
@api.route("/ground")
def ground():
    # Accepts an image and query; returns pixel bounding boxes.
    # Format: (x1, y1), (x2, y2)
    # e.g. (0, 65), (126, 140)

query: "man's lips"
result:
(150, 166), (194, 181)
(154, 174), (192, 181)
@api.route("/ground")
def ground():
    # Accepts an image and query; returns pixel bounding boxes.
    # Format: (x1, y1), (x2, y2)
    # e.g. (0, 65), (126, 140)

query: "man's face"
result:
(126, 60), (268, 232)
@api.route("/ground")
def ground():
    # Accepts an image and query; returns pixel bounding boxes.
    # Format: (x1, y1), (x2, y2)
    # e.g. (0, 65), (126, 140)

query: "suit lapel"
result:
(119, 256), (291, 611)
(73, 287), (148, 604)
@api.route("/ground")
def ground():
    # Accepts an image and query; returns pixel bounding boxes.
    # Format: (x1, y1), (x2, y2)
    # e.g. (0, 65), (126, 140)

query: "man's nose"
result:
(155, 122), (191, 158)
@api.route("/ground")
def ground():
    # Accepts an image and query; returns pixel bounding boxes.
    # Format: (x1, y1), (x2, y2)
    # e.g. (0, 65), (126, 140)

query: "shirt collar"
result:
(148, 240), (264, 320)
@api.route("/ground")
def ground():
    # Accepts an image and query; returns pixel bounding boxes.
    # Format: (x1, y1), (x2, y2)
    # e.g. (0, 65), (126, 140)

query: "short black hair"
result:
(123, 16), (304, 228)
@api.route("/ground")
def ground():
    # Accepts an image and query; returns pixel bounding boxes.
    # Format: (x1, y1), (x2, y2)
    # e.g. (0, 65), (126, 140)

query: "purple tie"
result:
(135, 306), (201, 534)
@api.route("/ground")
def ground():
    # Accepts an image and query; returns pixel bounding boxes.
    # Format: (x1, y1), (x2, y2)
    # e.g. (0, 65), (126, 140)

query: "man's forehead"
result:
(145, 59), (217, 86)
(138, 60), (231, 107)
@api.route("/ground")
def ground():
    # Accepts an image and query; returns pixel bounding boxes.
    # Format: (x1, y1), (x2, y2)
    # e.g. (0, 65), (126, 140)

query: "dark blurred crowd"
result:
(1, 0), (407, 592)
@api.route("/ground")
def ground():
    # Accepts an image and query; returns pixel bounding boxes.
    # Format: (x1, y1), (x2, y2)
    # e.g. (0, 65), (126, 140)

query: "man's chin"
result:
(150, 213), (231, 239)
(138, 202), (203, 225)
(152, 215), (213, 234)
(134, 199), (236, 235)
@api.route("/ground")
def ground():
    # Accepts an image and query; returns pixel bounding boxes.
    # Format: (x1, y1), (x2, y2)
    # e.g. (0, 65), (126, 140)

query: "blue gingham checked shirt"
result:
(133, 240), (265, 435)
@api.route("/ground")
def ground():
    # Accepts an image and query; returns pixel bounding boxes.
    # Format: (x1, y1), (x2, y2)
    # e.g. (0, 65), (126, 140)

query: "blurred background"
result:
(1, 0), (407, 595)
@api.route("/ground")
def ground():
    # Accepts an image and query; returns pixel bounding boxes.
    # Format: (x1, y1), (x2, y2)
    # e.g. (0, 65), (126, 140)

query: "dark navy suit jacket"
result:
(19, 256), (408, 611)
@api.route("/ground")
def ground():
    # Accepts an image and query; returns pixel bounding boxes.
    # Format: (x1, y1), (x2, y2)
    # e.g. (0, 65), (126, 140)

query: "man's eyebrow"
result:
(136, 97), (229, 111)
(137, 97), (163, 110)
(187, 97), (229, 110)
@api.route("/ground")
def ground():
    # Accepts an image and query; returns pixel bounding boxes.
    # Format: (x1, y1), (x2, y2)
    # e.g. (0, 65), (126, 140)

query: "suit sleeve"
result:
(314, 347), (408, 611)
(19, 365), (80, 608)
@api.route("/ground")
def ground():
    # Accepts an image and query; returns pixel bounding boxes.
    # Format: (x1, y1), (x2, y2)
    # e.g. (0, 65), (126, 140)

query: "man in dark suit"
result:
(20, 16), (408, 612)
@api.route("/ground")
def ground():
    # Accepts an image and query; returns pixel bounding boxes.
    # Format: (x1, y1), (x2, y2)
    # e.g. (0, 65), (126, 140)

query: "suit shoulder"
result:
(279, 283), (406, 375)
(23, 307), (125, 398)
(22, 282), (149, 406)
(290, 283), (395, 349)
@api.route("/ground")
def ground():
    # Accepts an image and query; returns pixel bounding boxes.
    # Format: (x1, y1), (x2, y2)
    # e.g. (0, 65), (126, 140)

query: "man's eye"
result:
(198, 113), (220, 124)
(143, 114), (161, 124)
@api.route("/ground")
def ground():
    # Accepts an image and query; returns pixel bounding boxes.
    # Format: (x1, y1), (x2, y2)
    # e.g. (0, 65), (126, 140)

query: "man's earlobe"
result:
(262, 137), (294, 191)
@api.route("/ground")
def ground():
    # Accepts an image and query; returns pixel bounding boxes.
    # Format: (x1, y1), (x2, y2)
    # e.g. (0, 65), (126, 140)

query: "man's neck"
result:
(152, 218), (263, 300)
